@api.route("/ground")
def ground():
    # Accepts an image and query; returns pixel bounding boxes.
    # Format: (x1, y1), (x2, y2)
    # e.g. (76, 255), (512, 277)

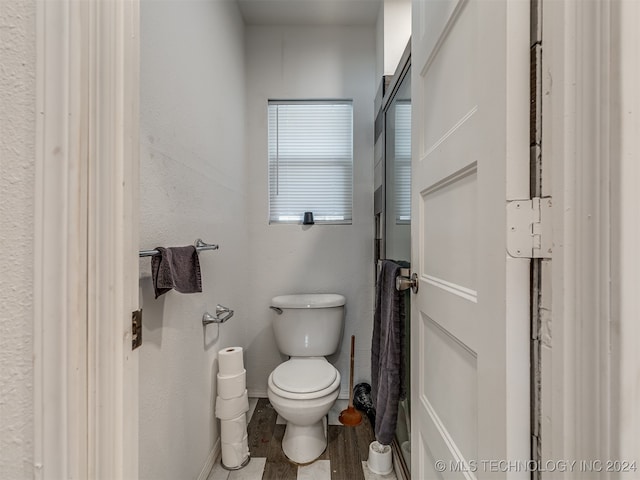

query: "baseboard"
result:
(247, 388), (267, 399)
(197, 438), (221, 480)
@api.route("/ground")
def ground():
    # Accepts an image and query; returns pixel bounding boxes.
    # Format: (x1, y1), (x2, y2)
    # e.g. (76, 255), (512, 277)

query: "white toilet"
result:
(267, 293), (345, 464)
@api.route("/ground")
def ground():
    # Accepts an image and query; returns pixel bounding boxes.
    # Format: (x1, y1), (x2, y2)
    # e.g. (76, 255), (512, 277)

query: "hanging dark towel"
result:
(371, 260), (407, 445)
(151, 246), (202, 298)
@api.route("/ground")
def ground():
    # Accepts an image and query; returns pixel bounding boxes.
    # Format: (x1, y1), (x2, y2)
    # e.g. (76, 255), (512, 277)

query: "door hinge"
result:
(507, 197), (552, 259)
(132, 309), (142, 350)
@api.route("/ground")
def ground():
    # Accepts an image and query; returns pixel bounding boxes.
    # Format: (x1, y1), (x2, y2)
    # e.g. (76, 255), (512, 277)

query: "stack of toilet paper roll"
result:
(215, 347), (250, 469)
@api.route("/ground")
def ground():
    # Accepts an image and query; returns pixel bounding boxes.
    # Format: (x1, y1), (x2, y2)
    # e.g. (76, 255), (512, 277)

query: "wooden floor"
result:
(247, 398), (376, 480)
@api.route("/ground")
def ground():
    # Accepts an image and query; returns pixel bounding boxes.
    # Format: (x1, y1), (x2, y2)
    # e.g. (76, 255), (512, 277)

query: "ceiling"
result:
(236, 0), (382, 26)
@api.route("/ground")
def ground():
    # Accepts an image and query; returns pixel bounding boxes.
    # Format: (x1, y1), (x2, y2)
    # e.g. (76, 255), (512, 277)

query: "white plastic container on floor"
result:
(367, 441), (393, 475)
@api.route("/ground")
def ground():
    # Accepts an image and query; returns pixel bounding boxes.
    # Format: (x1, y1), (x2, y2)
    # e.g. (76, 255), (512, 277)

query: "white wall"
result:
(375, 0), (411, 79)
(244, 26), (376, 399)
(139, 1), (247, 478)
(376, 4), (385, 82)
(0, 0), (36, 477)
(383, 0), (411, 76)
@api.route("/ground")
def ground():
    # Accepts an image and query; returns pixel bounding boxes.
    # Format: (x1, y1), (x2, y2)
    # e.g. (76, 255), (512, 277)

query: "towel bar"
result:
(376, 260), (410, 278)
(139, 238), (219, 258)
(376, 260), (416, 293)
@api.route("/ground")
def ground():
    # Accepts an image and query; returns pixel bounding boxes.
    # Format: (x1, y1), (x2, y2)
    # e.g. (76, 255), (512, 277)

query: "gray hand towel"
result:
(151, 245), (202, 298)
(371, 259), (407, 445)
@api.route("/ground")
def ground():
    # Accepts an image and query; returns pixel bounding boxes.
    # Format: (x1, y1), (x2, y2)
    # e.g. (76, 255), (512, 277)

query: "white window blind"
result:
(394, 102), (411, 224)
(268, 100), (353, 224)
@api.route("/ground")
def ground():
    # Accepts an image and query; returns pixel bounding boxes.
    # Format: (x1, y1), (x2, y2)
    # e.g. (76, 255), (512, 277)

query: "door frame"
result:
(34, 0), (140, 478)
(541, 0), (640, 470)
(32, 0), (640, 477)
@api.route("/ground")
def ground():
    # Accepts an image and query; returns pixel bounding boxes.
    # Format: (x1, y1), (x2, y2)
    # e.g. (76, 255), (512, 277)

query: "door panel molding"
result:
(415, 0), (470, 78)
(423, 275), (478, 303)
(421, 106), (478, 160)
(422, 397), (477, 480)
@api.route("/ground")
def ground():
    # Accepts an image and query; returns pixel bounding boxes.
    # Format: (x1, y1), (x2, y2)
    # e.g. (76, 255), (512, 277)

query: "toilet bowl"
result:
(267, 357), (341, 464)
(267, 294), (346, 464)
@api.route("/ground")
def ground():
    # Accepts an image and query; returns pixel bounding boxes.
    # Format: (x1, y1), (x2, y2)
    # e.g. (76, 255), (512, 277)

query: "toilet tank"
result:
(270, 294), (346, 356)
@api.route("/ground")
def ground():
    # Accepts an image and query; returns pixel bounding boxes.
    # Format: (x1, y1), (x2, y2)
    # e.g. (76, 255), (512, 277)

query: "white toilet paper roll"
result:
(215, 390), (249, 420)
(218, 347), (244, 376)
(221, 435), (249, 469)
(220, 413), (247, 442)
(217, 369), (246, 400)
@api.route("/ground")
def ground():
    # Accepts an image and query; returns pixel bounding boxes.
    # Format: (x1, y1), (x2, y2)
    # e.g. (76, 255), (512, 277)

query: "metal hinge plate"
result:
(507, 197), (552, 259)
(132, 309), (142, 350)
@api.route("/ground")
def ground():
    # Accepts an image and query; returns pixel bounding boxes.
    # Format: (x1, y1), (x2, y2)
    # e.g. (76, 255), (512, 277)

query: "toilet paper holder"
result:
(203, 305), (234, 326)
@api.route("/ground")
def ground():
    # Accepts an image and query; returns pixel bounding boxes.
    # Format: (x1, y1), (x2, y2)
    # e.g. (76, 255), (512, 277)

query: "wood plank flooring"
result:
(209, 398), (394, 480)
(250, 398), (375, 480)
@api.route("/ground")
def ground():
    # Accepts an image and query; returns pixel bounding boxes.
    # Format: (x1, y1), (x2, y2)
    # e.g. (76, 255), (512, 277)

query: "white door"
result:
(410, 1), (530, 478)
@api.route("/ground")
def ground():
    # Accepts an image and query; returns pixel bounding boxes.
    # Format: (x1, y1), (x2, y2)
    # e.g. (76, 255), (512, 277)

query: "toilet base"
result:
(282, 416), (327, 464)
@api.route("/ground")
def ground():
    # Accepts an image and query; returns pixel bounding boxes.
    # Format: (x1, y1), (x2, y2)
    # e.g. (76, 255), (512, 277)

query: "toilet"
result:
(267, 293), (345, 464)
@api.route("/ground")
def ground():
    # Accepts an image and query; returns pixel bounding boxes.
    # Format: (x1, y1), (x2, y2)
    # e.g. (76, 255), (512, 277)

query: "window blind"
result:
(268, 101), (353, 224)
(394, 102), (411, 224)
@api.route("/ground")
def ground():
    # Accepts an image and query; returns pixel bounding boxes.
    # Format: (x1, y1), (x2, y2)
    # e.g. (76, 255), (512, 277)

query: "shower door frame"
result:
(378, 40), (413, 480)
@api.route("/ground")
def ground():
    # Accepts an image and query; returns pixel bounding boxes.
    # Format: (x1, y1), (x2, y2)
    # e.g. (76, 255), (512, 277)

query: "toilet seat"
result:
(273, 358), (337, 393)
(269, 358), (340, 400)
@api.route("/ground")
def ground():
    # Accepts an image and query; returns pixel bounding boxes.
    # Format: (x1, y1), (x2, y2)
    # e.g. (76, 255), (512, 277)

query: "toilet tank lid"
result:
(271, 294), (346, 309)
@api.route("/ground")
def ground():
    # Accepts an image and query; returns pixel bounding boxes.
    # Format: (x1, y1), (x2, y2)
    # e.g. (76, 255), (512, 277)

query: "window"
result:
(268, 100), (353, 224)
